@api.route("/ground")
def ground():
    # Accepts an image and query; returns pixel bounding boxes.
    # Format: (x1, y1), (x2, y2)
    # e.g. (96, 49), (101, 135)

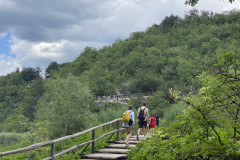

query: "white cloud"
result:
(0, 55), (22, 75)
(194, 0), (240, 12)
(0, 0), (239, 75)
(8, 36), (107, 74)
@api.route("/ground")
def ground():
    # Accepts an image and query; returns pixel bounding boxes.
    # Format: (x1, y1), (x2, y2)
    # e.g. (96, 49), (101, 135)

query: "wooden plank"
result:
(80, 135), (139, 160)
(97, 148), (129, 154)
(115, 140), (139, 144)
(81, 153), (126, 160)
(131, 135), (144, 138)
(105, 144), (136, 149)
(128, 137), (143, 141)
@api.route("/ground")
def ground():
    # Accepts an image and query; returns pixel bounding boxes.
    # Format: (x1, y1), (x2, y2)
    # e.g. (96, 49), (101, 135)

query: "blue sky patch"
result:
(0, 33), (15, 58)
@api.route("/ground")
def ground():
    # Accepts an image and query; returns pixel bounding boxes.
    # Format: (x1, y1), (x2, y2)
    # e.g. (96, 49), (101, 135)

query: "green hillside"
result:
(48, 9), (240, 96)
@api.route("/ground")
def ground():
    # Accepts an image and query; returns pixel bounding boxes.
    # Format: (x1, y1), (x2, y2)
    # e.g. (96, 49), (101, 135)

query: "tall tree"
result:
(21, 67), (40, 82)
(45, 61), (59, 78)
(35, 75), (98, 138)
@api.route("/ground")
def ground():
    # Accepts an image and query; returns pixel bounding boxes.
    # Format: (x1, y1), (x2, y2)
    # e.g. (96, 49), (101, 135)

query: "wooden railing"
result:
(0, 118), (124, 160)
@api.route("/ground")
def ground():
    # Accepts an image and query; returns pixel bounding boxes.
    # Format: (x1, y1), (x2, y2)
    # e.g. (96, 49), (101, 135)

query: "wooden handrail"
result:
(0, 118), (123, 159)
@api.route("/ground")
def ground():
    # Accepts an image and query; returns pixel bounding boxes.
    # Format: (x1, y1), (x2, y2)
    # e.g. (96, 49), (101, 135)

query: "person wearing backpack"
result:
(136, 103), (149, 141)
(122, 105), (135, 146)
(155, 114), (160, 127)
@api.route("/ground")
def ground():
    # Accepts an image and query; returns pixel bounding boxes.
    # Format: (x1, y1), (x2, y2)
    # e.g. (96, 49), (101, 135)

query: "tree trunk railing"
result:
(0, 118), (124, 160)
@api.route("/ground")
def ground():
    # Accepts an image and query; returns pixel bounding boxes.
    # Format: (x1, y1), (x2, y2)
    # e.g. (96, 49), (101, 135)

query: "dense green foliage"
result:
(50, 10), (240, 97)
(0, 67), (43, 132)
(128, 52), (240, 159)
(1, 10), (240, 159)
(35, 75), (99, 138)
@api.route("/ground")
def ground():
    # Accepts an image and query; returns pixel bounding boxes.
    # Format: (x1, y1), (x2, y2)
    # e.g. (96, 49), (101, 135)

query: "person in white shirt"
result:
(136, 103), (149, 140)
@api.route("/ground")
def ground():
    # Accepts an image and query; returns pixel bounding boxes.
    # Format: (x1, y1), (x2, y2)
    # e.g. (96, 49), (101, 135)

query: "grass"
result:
(161, 102), (187, 127)
(0, 132), (31, 147)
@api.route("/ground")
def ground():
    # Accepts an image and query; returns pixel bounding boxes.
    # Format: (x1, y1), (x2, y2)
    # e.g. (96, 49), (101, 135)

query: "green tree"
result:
(3, 114), (29, 132)
(35, 75), (98, 138)
(128, 52), (240, 159)
(160, 15), (180, 33)
(129, 70), (163, 93)
(18, 77), (44, 121)
(146, 90), (171, 117)
(21, 67), (40, 82)
(45, 61), (59, 78)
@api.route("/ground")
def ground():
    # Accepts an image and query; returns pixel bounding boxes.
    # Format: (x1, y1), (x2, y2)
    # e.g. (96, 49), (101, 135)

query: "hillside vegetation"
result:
(49, 10), (239, 95)
(0, 9), (240, 159)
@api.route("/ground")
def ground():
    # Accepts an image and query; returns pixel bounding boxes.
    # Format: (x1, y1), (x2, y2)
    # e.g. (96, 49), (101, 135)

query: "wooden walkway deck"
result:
(80, 135), (143, 160)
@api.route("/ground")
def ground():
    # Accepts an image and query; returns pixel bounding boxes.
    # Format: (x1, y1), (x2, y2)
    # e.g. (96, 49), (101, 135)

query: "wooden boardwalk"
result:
(0, 119), (145, 159)
(80, 135), (143, 160)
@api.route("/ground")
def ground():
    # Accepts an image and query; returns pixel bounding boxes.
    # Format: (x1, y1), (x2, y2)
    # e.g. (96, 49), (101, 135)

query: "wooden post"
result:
(92, 130), (95, 153)
(117, 120), (120, 141)
(51, 144), (55, 160)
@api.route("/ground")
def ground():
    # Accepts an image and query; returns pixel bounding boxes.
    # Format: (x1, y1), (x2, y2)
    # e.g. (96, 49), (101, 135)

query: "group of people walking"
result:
(122, 103), (160, 146)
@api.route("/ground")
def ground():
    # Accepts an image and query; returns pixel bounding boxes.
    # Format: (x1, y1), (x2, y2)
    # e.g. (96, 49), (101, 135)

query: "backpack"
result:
(122, 111), (132, 123)
(138, 107), (146, 121)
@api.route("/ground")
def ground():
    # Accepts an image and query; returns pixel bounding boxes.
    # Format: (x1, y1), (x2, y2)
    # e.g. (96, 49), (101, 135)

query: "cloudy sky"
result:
(0, 0), (239, 76)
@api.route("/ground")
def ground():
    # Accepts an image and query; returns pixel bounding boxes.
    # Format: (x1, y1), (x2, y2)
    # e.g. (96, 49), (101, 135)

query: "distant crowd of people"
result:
(122, 103), (161, 146)
(96, 95), (128, 103)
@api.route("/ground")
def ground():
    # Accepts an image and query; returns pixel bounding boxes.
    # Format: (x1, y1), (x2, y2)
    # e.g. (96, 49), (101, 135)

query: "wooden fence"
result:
(0, 118), (124, 160)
